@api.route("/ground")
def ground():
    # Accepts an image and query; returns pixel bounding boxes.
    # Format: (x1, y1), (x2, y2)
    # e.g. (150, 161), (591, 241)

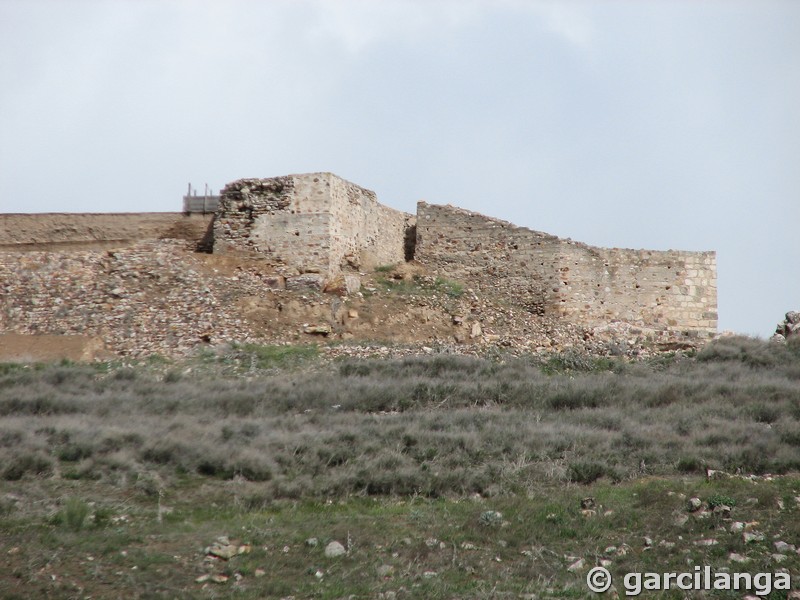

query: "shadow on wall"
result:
(404, 224), (417, 262)
(197, 218), (215, 253)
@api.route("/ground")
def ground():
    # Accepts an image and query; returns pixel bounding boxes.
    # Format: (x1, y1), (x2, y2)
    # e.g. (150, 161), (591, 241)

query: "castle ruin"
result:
(212, 172), (717, 339)
(0, 172), (717, 359)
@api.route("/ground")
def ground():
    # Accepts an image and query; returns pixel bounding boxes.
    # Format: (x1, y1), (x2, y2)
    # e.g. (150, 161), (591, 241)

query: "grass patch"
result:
(2, 475), (800, 598)
(375, 273), (465, 299)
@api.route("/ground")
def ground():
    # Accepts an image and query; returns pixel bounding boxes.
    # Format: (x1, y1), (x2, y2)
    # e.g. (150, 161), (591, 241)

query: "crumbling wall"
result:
(0, 213), (212, 251)
(213, 173), (411, 279)
(0, 240), (259, 357)
(415, 202), (717, 338)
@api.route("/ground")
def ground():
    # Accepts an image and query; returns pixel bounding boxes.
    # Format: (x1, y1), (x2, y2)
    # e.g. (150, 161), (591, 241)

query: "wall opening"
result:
(404, 224), (417, 261)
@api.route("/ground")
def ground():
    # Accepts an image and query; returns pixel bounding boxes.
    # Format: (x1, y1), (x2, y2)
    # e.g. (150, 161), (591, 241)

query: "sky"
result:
(1, 0), (798, 336)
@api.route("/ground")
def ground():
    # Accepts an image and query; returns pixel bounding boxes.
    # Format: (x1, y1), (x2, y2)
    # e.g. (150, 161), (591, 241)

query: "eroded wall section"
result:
(0, 213), (212, 251)
(214, 173), (409, 278)
(415, 202), (717, 338)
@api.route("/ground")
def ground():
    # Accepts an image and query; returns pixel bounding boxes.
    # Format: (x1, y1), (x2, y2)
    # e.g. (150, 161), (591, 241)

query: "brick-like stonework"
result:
(213, 173), (411, 279)
(415, 202), (717, 338)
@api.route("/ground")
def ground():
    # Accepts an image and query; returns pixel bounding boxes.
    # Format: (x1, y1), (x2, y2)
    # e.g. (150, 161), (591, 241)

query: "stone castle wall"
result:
(213, 173), (409, 278)
(327, 174), (411, 272)
(0, 174), (718, 350)
(415, 202), (717, 338)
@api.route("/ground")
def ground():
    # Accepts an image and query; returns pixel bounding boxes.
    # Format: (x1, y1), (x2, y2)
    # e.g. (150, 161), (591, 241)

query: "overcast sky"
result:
(1, 1), (798, 336)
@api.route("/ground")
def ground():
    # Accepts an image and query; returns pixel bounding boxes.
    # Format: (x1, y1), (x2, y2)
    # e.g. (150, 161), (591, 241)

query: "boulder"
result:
(324, 541), (346, 558)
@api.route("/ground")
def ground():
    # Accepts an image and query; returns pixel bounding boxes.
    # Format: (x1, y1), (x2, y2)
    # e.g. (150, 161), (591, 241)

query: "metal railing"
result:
(183, 183), (220, 214)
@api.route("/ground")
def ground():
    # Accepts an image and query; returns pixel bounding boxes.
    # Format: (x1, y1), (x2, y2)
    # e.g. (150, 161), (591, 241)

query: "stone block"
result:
(286, 274), (326, 291)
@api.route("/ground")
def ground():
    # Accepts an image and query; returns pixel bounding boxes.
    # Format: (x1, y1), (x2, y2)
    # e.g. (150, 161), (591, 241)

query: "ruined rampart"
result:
(0, 173), (719, 359)
(0, 213), (212, 251)
(213, 173), (410, 279)
(415, 202), (717, 338)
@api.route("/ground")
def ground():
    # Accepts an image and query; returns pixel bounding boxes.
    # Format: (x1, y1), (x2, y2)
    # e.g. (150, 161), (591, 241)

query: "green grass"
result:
(2, 474), (799, 598)
(232, 342), (319, 370)
(374, 273), (465, 299)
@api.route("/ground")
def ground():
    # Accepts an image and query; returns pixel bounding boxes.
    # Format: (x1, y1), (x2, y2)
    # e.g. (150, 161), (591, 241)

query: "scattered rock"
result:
(324, 541), (346, 558)
(687, 497), (702, 512)
(305, 538), (318, 547)
(206, 537), (243, 560)
(470, 322), (482, 338)
(743, 531), (765, 544)
(567, 558), (586, 572)
(303, 324), (331, 336)
(712, 504), (731, 518)
(774, 541), (795, 553)
(377, 564), (395, 578)
(728, 552), (749, 563)
(286, 274), (326, 291)
(771, 554), (788, 563)
(773, 310), (800, 342)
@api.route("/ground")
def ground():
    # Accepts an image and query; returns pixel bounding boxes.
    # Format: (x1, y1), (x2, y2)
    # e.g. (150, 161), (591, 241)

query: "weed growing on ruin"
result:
(374, 272), (465, 299)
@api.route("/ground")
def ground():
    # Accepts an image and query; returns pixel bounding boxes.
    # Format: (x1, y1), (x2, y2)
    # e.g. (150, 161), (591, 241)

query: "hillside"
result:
(1, 236), (691, 362)
(1, 338), (799, 598)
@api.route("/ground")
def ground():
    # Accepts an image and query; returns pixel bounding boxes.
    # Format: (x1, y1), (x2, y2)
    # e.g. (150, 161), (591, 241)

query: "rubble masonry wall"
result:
(328, 174), (410, 272)
(415, 202), (717, 337)
(214, 173), (409, 278)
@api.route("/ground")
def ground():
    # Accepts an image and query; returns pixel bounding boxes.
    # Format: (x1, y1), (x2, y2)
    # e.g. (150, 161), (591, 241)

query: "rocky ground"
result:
(3, 472), (799, 599)
(0, 240), (689, 361)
